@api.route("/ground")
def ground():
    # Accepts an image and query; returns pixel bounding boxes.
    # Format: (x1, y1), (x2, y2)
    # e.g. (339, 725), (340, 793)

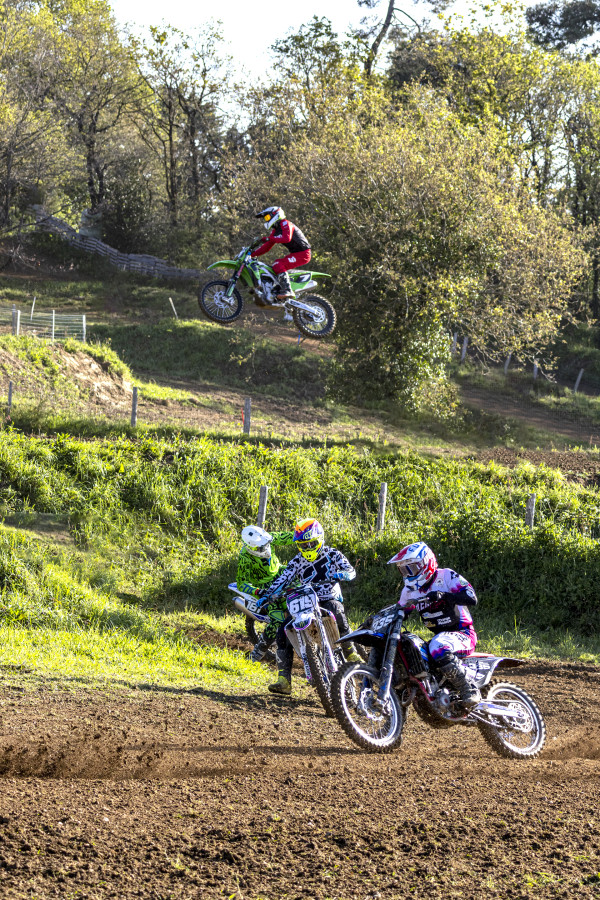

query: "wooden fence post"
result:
(533, 362), (538, 381)
(11, 305), (16, 335)
(504, 352), (512, 375)
(574, 368), (584, 393)
(376, 482), (388, 532)
(257, 485), (268, 527)
(525, 494), (536, 529)
(131, 387), (138, 426)
(243, 397), (251, 435)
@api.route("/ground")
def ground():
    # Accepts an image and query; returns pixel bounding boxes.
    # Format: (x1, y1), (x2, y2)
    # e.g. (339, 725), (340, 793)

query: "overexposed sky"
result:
(109, 0), (508, 78)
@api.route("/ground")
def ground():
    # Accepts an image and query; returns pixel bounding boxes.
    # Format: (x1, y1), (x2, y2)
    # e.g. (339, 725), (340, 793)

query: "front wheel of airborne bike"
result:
(292, 295), (336, 339)
(330, 662), (404, 753)
(304, 637), (337, 718)
(199, 280), (244, 323)
(477, 680), (546, 759)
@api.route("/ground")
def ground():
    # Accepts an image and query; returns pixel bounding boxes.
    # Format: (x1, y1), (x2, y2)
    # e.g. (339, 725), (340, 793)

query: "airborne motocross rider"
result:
(252, 206), (311, 301)
(236, 525), (295, 662)
(388, 541), (481, 708)
(258, 518), (361, 696)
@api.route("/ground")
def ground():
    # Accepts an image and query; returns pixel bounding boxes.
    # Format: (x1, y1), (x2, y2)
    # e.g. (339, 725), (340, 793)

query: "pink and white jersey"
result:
(398, 567), (477, 635)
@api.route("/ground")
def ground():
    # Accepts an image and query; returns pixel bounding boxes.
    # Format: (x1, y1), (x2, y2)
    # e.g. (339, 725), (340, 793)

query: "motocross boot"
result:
(268, 675), (292, 695)
(250, 638), (269, 663)
(276, 271), (294, 300)
(438, 654), (481, 708)
(344, 644), (362, 663)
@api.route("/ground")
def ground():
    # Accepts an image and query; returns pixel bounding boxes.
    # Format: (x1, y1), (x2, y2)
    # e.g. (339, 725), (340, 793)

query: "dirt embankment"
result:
(0, 658), (597, 899)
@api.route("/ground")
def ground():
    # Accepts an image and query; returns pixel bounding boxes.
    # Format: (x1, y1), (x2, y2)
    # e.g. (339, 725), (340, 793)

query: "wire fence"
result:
(0, 305), (86, 341)
(31, 206), (201, 280)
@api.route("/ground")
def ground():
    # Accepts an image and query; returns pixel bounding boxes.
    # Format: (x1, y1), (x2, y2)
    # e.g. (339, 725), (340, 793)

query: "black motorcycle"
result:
(330, 604), (546, 758)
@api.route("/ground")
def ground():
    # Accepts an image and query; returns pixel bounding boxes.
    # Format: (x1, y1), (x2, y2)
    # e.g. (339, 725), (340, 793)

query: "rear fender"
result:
(462, 655), (525, 687)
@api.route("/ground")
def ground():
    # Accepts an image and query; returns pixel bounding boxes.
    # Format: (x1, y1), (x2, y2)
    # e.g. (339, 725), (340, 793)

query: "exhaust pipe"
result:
(233, 597), (263, 622)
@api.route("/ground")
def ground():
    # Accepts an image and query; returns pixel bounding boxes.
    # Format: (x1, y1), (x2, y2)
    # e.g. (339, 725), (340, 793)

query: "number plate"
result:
(245, 598), (259, 614)
(372, 606), (397, 631)
(287, 593), (315, 616)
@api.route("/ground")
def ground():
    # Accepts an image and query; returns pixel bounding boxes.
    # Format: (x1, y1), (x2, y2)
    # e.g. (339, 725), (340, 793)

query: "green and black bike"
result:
(200, 245), (337, 339)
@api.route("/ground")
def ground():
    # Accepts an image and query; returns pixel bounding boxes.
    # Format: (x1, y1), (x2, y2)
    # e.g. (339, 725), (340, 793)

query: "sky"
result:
(109, 0), (484, 78)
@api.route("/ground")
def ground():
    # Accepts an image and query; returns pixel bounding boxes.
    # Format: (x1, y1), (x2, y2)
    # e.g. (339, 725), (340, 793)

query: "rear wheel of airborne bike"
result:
(292, 295), (336, 338)
(304, 637), (337, 718)
(330, 662), (405, 753)
(199, 280), (244, 323)
(477, 680), (546, 759)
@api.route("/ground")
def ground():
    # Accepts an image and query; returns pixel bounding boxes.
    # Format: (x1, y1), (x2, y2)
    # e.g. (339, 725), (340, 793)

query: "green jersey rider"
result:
(237, 525), (294, 662)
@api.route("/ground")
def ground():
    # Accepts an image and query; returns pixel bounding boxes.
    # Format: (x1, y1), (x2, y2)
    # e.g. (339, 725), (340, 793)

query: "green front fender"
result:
(206, 259), (253, 288)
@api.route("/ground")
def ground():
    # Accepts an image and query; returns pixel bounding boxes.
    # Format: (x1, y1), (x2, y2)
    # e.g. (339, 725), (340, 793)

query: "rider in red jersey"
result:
(252, 206), (311, 300)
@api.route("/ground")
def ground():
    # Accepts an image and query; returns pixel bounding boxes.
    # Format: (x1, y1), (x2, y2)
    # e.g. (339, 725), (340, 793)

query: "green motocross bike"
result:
(200, 245), (337, 339)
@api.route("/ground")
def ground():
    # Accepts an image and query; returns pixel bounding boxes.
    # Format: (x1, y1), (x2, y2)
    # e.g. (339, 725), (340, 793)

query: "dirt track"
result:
(0, 659), (598, 899)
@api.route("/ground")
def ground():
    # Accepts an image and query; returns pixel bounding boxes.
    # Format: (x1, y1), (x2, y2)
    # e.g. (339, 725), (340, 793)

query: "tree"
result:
(354, 0), (453, 77)
(133, 24), (230, 235)
(40, 0), (142, 213)
(224, 81), (582, 407)
(526, 0), (600, 48)
(0, 1), (74, 242)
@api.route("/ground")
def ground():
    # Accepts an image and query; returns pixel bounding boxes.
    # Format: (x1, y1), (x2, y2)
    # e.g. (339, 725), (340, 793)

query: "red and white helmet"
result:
(255, 205), (286, 232)
(387, 541), (437, 589)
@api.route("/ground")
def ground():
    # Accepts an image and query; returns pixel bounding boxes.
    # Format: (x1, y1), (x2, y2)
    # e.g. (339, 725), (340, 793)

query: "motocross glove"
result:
(424, 590), (447, 611)
(331, 571), (353, 581)
(239, 582), (261, 598)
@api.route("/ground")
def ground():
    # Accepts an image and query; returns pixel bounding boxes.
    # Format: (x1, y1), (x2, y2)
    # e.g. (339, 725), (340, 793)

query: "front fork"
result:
(377, 624), (403, 706)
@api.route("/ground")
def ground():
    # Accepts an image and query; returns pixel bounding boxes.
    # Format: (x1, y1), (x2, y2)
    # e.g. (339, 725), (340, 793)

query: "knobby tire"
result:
(478, 679), (546, 759)
(304, 637), (336, 718)
(330, 662), (405, 753)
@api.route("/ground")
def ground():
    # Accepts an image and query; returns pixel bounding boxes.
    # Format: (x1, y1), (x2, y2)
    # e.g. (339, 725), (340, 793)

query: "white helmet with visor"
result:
(241, 525), (273, 559)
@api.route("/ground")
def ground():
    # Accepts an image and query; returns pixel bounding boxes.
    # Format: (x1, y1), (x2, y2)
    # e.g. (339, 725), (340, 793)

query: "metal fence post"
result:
(533, 362), (538, 381)
(525, 494), (536, 529)
(243, 397), (251, 435)
(82, 315), (86, 343)
(14, 310), (20, 336)
(460, 336), (468, 363)
(504, 352), (512, 375)
(30, 297), (36, 321)
(574, 368), (584, 393)
(257, 485), (269, 527)
(7, 381), (13, 417)
(376, 482), (388, 532)
(11, 305), (16, 335)
(451, 332), (458, 355)
(131, 387), (138, 426)
(168, 297), (178, 319)
(51, 309), (55, 342)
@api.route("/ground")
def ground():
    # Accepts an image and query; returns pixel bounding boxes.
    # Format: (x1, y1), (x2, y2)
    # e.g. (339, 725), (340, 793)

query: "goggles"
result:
(397, 561), (423, 578)
(244, 541), (271, 553)
(263, 213), (272, 222)
(295, 538), (321, 551)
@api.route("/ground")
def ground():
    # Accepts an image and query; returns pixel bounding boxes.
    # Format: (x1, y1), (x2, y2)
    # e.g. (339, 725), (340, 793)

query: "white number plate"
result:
(245, 598), (259, 614)
(372, 612), (395, 631)
(287, 594), (314, 616)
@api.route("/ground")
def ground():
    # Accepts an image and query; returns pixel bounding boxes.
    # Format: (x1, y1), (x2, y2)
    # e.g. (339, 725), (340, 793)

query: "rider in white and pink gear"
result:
(388, 541), (481, 707)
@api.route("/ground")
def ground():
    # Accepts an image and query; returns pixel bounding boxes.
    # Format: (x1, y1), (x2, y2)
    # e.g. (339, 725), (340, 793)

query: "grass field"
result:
(0, 246), (599, 690)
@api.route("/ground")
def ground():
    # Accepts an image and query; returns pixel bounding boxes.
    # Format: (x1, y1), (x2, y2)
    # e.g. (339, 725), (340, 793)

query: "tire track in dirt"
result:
(0, 659), (597, 898)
